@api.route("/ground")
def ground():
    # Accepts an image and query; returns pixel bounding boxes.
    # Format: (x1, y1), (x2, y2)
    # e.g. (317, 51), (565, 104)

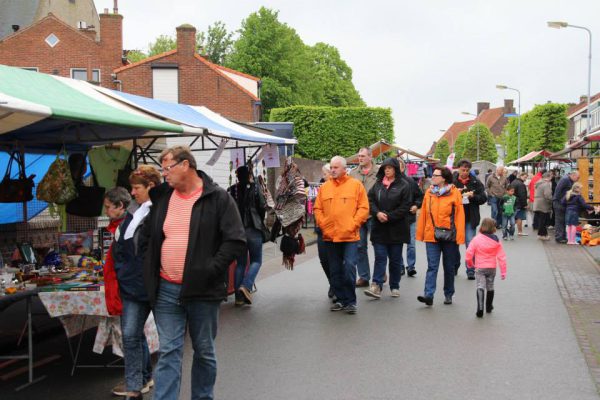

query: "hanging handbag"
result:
(429, 196), (456, 242)
(0, 151), (35, 203)
(36, 148), (78, 204)
(66, 166), (106, 217)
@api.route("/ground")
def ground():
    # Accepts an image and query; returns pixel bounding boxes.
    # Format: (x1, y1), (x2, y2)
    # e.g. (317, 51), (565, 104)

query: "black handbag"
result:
(0, 151), (35, 203)
(66, 167), (106, 217)
(116, 149), (135, 191)
(429, 196), (456, 242)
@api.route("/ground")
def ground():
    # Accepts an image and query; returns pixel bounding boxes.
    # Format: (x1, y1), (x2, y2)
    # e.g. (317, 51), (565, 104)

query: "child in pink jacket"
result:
(465, 218), (507, 318)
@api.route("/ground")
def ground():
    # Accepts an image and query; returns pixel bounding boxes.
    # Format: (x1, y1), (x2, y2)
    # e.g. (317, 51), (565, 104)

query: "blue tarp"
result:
(0, 152), (55, 224)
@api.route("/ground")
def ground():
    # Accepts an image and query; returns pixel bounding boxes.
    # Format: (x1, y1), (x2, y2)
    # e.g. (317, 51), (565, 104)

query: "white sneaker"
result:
(390, 289), (400, 298)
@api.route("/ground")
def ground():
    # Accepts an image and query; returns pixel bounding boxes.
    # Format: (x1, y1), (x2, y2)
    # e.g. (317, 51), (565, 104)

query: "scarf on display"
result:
(124, 201), (151, 240)
(430, 184), (453, 197)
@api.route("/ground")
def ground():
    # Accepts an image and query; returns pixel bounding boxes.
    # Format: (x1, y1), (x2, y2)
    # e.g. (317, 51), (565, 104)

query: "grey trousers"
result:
(475, 268), (496, 291)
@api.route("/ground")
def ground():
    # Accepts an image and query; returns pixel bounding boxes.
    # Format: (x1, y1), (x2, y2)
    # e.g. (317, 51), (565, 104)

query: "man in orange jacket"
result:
(314, 156), (369, 314)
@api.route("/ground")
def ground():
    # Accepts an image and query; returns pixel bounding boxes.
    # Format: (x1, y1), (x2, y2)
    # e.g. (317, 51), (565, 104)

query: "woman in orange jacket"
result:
(416, 166), (465, 306)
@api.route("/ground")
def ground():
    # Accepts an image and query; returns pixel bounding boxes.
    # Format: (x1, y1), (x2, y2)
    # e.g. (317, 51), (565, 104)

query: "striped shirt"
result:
(160, 187), (203, 283)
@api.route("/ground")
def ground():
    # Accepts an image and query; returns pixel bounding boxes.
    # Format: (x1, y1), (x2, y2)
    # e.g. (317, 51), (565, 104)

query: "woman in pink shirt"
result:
(465, 218), (507, 318)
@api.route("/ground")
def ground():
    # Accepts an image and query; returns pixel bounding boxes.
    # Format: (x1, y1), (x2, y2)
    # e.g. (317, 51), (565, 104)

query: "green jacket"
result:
(502, 194), (516, 216)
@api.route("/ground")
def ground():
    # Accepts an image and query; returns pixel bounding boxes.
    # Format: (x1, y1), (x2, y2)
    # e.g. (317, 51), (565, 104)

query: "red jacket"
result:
(529, 172), (541, 203)
(103, 217), (124, 316)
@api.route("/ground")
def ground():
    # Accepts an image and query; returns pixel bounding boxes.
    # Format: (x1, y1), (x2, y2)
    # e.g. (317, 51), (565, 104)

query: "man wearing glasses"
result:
(142, 146), (246, 400)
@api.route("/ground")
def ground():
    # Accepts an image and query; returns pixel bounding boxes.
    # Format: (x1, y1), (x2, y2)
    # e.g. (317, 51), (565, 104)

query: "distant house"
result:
(567, 93), (600, 141)
(429, 100), (515, 155)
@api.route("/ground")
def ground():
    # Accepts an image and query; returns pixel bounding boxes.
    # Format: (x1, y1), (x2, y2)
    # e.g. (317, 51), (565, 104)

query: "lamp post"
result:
(462, 111), (480, 161)
(548, 21), (592, 137)
(496, 85), (521, 164)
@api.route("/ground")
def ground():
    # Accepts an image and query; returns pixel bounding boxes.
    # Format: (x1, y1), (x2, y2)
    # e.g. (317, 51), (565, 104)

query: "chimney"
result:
(99, 11), (123, 70)
(176, 24), (197, 58)
(477, 102), (490, 116)
(580, 95), (588, 104)
(503, 99), (514, 114)
(113, 0), (119, 14)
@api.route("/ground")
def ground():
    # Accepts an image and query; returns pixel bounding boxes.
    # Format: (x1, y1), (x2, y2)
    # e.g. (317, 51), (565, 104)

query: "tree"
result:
(196, 21), (234, 65)
(148, 34), (176, 57)
(434, 139), (450, 164)
(453, 132), (469, 162)
(307, 43), (365, 107)
(504, 103), (569, 163)
(226, 7), (314, 115)
(126, 50), (147, 64)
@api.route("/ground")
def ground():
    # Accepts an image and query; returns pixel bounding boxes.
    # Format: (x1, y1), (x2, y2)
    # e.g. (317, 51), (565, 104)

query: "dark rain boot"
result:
(476, 289), (485, 318)
(486, 290), (495, 313)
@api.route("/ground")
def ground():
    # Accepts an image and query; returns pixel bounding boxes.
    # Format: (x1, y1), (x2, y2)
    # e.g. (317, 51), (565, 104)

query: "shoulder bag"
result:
(0, 151), (35, 203)
(429, 196), (456, 242)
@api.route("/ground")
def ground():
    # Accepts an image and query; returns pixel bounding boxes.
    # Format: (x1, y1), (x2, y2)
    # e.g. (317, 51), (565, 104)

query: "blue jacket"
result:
(561, 193), (593, 215)
(553, 175), (574, 203)
(113, 212), (149, 302)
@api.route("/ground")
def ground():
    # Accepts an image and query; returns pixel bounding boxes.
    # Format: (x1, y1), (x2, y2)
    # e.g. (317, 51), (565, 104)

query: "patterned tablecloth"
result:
(38, 290), (159, 357)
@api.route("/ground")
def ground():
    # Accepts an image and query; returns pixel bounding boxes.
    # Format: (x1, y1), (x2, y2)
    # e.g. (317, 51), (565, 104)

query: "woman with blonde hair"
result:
(561, 182), (596, 245)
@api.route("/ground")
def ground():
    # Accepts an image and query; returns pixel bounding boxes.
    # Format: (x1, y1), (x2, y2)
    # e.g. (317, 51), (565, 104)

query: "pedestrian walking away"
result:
(561, 182), (599, 245)
(464, 218), (507, 318)
(364, 157), (412, 300)
(452, 159), (487, 279)
(501, 187), (517, 241)
(486, 166), (508, 229)
(349, 147), (379, 287)
(553, 170), (580, 243)
(397, 157), (423, 278)
(416, 166), (465, 306)
(533, 172), (553, 241)
(510, 172), (529, 236)
(228, 165), (271, 306)
(314, 156), (369, 315)
(143, 146), (246, 400)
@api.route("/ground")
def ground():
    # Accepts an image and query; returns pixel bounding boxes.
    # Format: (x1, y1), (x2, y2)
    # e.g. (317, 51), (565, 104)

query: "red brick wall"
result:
(0, 15), (122, 89)
(117, 54), (257, 121)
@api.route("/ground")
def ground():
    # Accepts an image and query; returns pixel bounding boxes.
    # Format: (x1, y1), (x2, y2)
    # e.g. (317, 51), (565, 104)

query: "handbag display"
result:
(429, 196), (456, 242)
(36, 148), (78, 204)
(0, 151), (35, 203)
(66, 167), (106, 217)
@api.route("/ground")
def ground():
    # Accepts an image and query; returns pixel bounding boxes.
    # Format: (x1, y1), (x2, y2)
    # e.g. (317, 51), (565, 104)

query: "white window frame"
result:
(70, 68), (88, 81)
(91, 69), (101, 83)
(45, 33), (60, 48)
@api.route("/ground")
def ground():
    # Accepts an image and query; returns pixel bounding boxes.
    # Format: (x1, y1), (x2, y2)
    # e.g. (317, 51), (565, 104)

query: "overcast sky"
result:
(96, 0), (599, 153)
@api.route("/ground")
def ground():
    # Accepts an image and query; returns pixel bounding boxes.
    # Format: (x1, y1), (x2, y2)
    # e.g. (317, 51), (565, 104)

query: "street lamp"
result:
(462, 111), (480, 161)
(547, 21), (592, 137)
(496, 84), (521, 163)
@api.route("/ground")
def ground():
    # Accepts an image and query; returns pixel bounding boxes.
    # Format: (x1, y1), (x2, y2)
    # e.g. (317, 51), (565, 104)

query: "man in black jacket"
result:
(143, 146), (245, 400)
(510, 172), (529, 236)
(453, 159), (487, 279)
(398, 158), (423, 277)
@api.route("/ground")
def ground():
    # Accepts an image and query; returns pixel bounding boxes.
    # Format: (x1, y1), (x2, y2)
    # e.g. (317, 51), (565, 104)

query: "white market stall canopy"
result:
(0, 65), (296, 152)
(346, 140), (439, 164)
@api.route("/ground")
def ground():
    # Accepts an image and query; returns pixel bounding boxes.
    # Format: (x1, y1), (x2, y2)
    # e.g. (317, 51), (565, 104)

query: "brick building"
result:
(115, 24), (261, 122)
(0, 1), (261, 122)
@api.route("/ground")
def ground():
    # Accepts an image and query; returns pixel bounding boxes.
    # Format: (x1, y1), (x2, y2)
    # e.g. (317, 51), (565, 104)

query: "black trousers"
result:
(535, 211), (550, 236)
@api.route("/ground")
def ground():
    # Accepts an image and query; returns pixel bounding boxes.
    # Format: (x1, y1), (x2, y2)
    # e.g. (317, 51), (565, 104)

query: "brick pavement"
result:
(545, 241), (600, 393)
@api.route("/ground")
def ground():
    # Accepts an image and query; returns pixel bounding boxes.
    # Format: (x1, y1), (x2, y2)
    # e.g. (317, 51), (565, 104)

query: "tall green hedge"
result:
(269, 106), (394, 160)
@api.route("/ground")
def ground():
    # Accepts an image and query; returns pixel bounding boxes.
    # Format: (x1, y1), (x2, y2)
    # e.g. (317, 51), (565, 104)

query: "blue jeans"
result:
(235, 227), (264, 290)
(502, 214), (516, 238)
(463, 221), (477, 276)
(153, 279), (220, 400)
(356, 219), (372, 281)
(121, 298), (152, 392)
(373, 243), (403, 289)
(399, 222), (416, 272)
(424, 242), (459, 299)
(490, 197), (502, 227)
(325, 241), (358, 306)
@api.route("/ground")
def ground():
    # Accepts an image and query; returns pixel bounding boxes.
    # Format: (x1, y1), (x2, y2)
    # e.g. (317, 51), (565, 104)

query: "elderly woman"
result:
(107, 165), (161, 400)
(364, 158), (411, 299)
(533, 171), (553, 241)
(416, 166), (465, 306)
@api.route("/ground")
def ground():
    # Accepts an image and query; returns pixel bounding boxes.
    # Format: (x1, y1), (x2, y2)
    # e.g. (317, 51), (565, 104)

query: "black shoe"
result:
(476, 288), (485, 318)
(556, 239), (568, 244)
(124, 394), (143, 400)
(400, 269), (406, 276)
(443, 296), (452, 305)
(486, 290), (495, 313)
(417, 295), (433, 306)
(467, 275), (476, 280)
(407, 269), (417, 277)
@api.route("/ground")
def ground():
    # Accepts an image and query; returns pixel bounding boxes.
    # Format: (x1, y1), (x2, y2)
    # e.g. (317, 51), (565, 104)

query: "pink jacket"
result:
(465, 233), (507, 277)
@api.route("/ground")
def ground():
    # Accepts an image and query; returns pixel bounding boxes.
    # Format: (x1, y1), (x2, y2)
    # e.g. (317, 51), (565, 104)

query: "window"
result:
(92, 69), (100, 82)
(45, 33), (59, 47)
(71, 68), (87, 81)
(21, 67), (38, 72)
(152, 68), (179, 103)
